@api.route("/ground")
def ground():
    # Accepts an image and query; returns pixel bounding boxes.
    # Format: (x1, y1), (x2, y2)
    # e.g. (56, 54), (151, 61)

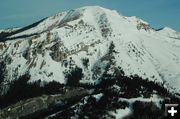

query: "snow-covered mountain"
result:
(0, 6), (180, 94)
(1, 6), (180, 119)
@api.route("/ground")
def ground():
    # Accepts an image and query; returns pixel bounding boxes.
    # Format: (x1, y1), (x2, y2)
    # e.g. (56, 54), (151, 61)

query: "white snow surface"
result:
(109, 94), (163, 119)
(93, 93), (104, 102)
(0, 6), (180, 93)
(109, 107), (132, 119)
(158, 27), (180, 39)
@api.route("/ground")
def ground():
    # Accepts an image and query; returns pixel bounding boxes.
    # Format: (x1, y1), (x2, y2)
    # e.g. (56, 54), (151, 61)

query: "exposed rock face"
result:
(137, 22), (151, 31)
(0, 88), (93, 119)
(49, 42), (67, 62)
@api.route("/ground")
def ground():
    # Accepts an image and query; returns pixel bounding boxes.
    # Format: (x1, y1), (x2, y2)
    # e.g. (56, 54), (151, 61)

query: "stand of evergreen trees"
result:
(64, 66), (83, 87)
(0, 58), (179, 119)
(0, 73), (64, 109)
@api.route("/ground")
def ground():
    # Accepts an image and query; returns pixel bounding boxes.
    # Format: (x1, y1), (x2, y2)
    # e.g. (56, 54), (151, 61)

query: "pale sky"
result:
(0, 0), (180, 31)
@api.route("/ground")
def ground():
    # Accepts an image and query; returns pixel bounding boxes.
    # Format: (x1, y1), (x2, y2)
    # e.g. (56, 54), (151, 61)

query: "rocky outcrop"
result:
(0, 87), (93, 119)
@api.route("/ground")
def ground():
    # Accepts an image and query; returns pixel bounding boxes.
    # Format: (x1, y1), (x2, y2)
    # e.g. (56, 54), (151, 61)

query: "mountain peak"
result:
(162, 27), (176, 32)
(79, 5), (118, 12)
(0, 6), (180, 94)
(76, 5), (121, 18)
(79, 5), (105, 10)
(1, 6), (180, 119)
(157, 27), (180, 38)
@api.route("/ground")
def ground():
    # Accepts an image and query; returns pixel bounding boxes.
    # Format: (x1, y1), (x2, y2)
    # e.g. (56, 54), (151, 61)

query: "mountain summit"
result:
(1, 6), (179, 92)
(0, 6), (180, 118)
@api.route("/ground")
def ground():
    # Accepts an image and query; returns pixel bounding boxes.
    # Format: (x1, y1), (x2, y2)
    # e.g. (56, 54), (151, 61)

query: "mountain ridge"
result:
(0, 6), (180, 119)
(0, 6), (180, 94)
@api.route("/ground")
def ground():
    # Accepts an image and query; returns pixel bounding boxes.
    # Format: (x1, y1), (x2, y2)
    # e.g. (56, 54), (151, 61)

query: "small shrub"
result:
(82, 58), (89, 68)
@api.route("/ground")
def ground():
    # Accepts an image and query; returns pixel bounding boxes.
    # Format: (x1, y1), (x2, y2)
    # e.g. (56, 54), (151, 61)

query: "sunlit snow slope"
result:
(0, 6), (180, 93)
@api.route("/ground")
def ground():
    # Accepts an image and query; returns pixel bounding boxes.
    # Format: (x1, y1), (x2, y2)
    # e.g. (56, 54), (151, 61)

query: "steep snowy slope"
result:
(0, 6), (180, 94)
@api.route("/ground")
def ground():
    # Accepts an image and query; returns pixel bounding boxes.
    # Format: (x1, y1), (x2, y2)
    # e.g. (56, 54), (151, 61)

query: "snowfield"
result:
(0, 6), (180, 94)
